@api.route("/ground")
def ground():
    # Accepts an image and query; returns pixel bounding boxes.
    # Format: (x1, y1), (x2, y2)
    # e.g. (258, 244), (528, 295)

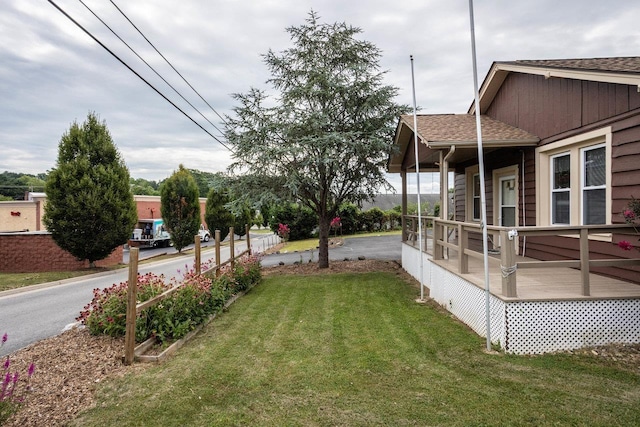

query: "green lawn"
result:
(73, 271), (639, 426)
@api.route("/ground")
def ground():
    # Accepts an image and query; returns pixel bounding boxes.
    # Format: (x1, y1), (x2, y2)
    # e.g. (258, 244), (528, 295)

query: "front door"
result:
(499, 176), (516, 227)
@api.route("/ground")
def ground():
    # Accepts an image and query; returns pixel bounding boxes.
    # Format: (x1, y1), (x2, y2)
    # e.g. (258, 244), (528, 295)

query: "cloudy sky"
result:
(2, 0), (639, 194)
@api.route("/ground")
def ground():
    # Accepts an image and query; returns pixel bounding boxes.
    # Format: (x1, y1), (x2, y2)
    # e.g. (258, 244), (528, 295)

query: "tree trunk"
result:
(318, 215), (330, 268)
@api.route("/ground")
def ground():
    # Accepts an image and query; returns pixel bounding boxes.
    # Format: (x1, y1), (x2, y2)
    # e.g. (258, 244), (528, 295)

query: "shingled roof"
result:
(398, 114), (539, 147)
(503, 57), (640, 74)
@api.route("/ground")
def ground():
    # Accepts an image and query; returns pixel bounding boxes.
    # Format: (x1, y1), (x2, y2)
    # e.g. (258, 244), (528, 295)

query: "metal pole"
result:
(468, 0), (492, 351)
(410, 55), (425, 301)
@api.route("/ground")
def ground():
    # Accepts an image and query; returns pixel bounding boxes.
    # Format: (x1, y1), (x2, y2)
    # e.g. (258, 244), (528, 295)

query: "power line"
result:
(109, 0), (229, 126)
(46, 0), (232, 152)
(78, 0), (226, 139)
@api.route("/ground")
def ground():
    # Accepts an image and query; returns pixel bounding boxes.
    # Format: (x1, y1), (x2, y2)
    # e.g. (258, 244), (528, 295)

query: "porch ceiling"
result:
(388, 114), (539, 173)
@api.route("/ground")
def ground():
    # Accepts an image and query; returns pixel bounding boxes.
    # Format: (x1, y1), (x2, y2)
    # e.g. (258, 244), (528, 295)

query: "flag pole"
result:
(410, 55), (425, 302)
(467, 0), (492, 351)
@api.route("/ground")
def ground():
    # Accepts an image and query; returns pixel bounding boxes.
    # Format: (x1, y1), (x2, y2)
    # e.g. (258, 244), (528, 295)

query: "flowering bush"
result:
(616, 197), (640, 252)
(330, 216), (341, 237)
(277, 223), (290, 241)
(77, 255), (262, 345)
(76, 273), (172, 340)
(1, 333), (35, 424)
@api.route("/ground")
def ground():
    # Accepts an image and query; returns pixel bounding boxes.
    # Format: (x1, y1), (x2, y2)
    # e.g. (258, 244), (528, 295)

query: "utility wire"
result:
(78, 0), (226, 139)
(46, 0), (232, 152)
(109, 0), (229, 126)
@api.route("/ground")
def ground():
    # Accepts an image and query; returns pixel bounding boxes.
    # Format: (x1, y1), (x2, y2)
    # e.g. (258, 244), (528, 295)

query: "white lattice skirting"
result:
(402, 244), (640, 354)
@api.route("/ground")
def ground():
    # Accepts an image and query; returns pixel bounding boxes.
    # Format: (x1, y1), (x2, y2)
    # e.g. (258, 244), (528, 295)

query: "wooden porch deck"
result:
(406, 239), (640, 302)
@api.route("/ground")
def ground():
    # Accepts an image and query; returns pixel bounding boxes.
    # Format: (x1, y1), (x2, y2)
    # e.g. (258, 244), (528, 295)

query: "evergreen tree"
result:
(204, 188), (235, 242)
(160, 165), (201, 252)
(226, 11), (409, 267)
(44, 112), (137, 267)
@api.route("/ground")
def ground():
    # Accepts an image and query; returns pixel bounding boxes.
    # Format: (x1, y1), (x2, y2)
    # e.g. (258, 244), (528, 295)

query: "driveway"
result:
(260, 234), (402, 267)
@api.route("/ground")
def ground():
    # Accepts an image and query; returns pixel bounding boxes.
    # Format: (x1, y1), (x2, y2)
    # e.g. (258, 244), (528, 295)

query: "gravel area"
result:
(2, 259), (639, 426)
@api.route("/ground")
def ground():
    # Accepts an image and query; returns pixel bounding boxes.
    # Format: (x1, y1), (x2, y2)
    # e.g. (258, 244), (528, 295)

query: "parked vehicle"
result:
(129, 219), (172, 248)
(198, 224), (211, 242)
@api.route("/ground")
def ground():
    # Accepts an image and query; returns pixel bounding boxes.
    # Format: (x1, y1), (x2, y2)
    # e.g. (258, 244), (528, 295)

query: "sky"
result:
(2, 0), (639, 195)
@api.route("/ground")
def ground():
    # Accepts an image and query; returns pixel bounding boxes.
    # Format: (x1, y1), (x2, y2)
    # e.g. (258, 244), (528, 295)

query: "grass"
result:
(73, 271), (640, 426)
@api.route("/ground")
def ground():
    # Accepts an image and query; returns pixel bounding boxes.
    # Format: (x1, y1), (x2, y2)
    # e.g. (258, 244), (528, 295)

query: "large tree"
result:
(160, 164), (201, 252)
(44, 112), (137, 267)
(225, 11), (408, 267)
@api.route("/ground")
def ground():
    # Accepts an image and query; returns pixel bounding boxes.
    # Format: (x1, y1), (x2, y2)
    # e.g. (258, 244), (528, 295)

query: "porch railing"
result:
(404, 215), (640, 298)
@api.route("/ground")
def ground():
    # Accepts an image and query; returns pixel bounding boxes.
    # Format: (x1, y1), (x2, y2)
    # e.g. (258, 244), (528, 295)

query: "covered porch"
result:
(401, 215), (640, 354)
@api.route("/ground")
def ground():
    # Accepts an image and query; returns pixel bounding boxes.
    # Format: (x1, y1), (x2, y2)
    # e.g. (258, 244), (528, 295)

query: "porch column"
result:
(401, 171), (407, 242)
(500, 230), (517, 297)
(439, 151), (447, 219)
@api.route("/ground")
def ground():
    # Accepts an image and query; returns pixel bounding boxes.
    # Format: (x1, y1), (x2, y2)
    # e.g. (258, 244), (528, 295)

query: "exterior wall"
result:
(134, 195), (208, 227)
(402, 243), (640, 354)
(486, 73), (640, 140)
(0, 232), (123, 273)
(0, 201), (37, 232)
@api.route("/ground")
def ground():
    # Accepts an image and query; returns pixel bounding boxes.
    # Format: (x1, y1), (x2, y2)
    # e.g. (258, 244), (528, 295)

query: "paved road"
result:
(0, 233), (401, 357)
(259, 234), (402, 266)
(0, 234), (275, 357)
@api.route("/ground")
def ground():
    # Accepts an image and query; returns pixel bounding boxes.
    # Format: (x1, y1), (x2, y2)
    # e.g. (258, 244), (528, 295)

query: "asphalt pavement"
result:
(259, 234), (402, 267)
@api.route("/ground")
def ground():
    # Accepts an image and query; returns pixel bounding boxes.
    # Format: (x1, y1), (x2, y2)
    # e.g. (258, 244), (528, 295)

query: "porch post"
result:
(433, 219), (443, 260)
(458, 224), (469, 273)
(441, 151), (449, 221)
(402, 171), (407, 242)
(580, 228), (591, 296)
(500, 230), (517, 297)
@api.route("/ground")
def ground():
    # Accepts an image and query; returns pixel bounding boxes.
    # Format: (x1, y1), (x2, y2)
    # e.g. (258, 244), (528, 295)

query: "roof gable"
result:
(471, 57), (640, 114)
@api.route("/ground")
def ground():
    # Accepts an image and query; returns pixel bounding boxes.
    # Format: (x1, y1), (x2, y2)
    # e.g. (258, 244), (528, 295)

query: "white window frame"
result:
(580, 143), (606, 225)
(550, 152), (571, 225)
(536, 127), (612, 228)
(465, 165), (481, 222)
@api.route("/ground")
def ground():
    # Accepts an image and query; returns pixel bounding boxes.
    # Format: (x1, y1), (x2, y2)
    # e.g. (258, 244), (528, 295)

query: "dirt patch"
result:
(2, 259), (639, 426)
(262, 258), (405, 276)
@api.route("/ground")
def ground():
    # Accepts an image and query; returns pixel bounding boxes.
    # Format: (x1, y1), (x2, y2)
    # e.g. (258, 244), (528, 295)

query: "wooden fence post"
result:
(229, 227), (235, 270)
(194, 235), (201, 275)
(215, 229), (221, 277)
(124, 247), (139, 365)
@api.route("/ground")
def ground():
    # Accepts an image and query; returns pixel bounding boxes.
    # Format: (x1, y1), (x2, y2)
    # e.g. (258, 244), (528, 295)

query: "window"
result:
(536, 127), (611, 227)
(551, 153), (570, 225)
(472, 174), (481, 221)
(582, 145), (606, 225)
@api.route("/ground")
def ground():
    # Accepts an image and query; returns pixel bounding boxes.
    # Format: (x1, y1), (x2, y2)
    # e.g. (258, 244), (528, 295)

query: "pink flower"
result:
(623, 209), (636, 220)
(28, 363), (35, 377)
(617, 240), (634, 251)
(330, 217), (341, 228)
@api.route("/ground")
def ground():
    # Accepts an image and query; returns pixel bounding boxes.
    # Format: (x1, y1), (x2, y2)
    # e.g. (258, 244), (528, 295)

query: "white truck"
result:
(129, 218), (172, 248)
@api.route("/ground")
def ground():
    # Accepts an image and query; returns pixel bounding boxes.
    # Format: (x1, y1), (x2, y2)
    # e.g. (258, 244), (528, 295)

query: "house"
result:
(388, 57), (640, 354)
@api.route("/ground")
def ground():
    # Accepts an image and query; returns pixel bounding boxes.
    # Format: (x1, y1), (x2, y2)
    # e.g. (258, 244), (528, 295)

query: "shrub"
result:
(77, 255), (262, 345)
(269, 203), (317, 241)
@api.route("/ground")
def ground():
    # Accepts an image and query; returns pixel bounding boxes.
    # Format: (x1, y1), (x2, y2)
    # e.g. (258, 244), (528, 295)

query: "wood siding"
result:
(486, 73), (640, 141)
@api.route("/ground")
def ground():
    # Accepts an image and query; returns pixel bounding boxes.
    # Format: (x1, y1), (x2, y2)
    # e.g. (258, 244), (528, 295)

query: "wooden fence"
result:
(124, 225), (251, 365)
